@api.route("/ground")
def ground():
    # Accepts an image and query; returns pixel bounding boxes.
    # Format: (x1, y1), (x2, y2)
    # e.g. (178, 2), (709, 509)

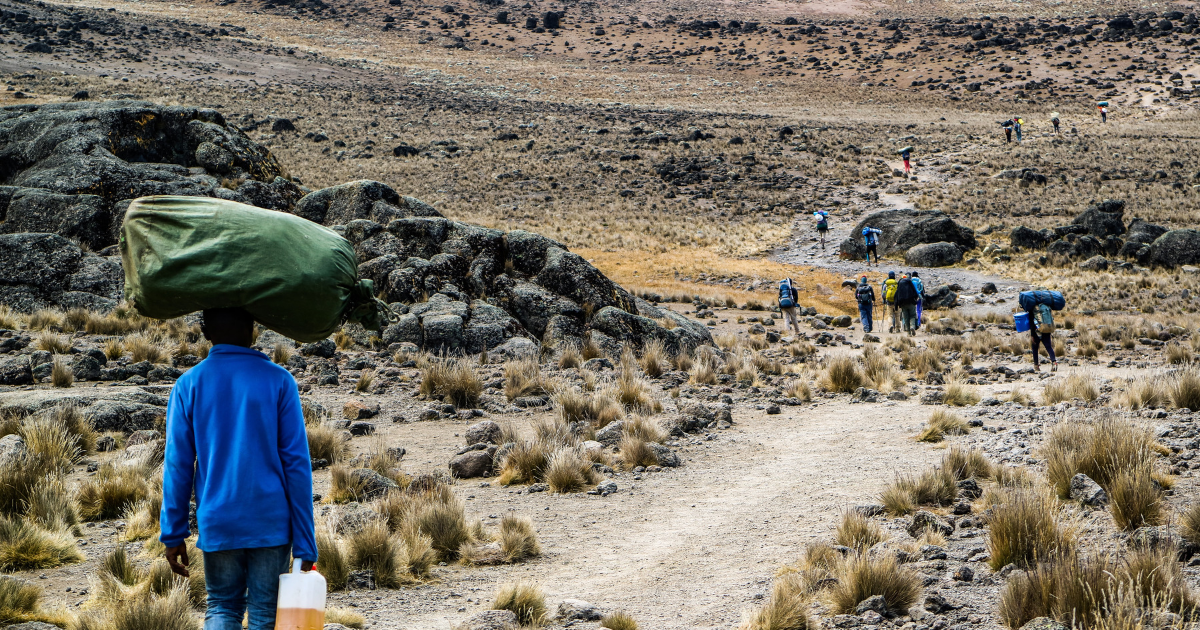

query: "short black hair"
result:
(201, 307), (254, 331)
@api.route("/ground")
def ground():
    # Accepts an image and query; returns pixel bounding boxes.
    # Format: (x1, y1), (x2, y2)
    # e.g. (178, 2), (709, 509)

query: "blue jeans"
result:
(858, 303), (873, 333)
(203, 544), (291, 630)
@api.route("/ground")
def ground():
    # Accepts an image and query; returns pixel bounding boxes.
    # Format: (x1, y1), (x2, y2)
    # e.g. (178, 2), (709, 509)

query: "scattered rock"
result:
(465, 420), (502, 445)
(908, 510), (953, 537)
(342, 400), (380, 420)
(1069, 473), (1108, 507)
(557, 599), (602, 621)
(905, 242), (963, 267)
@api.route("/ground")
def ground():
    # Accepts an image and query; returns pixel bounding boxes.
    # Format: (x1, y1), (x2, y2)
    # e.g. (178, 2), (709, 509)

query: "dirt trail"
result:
(358, 400), (953, 629)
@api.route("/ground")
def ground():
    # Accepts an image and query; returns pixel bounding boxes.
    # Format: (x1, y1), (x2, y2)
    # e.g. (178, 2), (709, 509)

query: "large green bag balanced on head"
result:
(120, 196), (389, 343)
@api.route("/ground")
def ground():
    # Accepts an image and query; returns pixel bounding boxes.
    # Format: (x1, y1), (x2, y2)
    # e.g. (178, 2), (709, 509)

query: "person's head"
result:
(912, 271), (920, 278)
(888, 271), (895, 279)
(200, 308), (255, 347)
(860, 276), (868, 285)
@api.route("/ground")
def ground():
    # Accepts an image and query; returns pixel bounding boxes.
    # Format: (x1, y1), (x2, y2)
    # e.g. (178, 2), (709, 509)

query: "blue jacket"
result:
(911, 277), (924, 295)
(160, 344), (317, 561)
(863, 228), (881, 246)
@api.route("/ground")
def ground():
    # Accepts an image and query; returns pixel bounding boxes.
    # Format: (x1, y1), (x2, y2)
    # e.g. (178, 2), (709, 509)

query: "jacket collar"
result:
(207, 344), (265, 358)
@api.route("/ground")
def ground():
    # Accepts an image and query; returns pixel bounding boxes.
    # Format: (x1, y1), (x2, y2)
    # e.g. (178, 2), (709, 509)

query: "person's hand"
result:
(301, 560), (315, 572)
(165, 544), (190, 578)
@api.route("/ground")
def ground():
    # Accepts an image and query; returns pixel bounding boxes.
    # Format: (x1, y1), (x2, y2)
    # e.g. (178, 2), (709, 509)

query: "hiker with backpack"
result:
(1050, 112), (1061, 134)
(894, 273), (920, 336)
(813, 209), (830, 250)
(1014, 117), (1024, 143)
(1099, 104), (1108, 123)
(1018, 291), (1064, 372)
(778, 278), (801, 336)
(881, 271), (899, 333)
(855, 276), (875, 334)
(899, 147), (912, 175)
(862, 227), (882, 266)
(1001, 119), (1014, 143)
(910, 271), (925, 330)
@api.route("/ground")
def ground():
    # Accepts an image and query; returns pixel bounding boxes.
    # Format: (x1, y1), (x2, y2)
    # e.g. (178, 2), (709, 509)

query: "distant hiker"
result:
(162, 308), (317, 630)
(900, 147), (912, 175)
(1050, 112), (1061, 134)
(910, 271), (925, 330)
(862, 227), (882, 266)
(1027, 301), (1058, 371)
(1099, 105), (1108, 123)
(1014, 117), (1024, 142)
(894, 273), (920, 336)
(777, 278), (801, 336)
(813, 209), (830, 250)
(1001, 119), (1013, 143)
(855, 276), (876, 334)
(881, 271), (899, 333)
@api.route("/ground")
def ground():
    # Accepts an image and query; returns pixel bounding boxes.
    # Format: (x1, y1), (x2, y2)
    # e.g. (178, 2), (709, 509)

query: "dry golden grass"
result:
(316, 528), (349, 591)
(499, 514), (541, 563)
(916, 410), (967, 443)
(306, 423), (348, 464)
(902, 348), (942, 379)
(557, 344), (582, 370)
(942, 380), (980, 407)
(497, 440), (550, 486)
(0, 575), (57, 625)
(419, 358), (482, 408)
(784, 379), (812, 402)
(492, 581), (547, 626)
(27, 480), (80, 534)
(601, 612), (640, 630)
(828, 553), (920, 617)
(1042, 414), (1160, 500)
(834, 510), (885, 552)
(346, 522), (406, 589)
(820, 356), (863, 394)
(75, 585), (199, 630)
(326, 607), (365, 629)
(554, 388), (622, 428)
(1115, 376), (1166, 410)
(504, 358), (550, 401)
(623, 415), (666, 444)
(986, 488), (1076, 571)
(942, 447), (994, 481)
(880, 466), (957, 516)
(618, 436), (659, 470)
(544, 448), (597, 493)
(0, 306), (19, 331)
(1168, 368), (1200, 411)
(1107, 465), (1164, 531)
(0, 516), (84, 572)
(640, 339), (668, 379)
(1181, 502), (1200, 550)
(50, 358), (73, 388)
(1042, 373), (1099, 405)
(737, 572), (817, 630)
(26, 310), (61, 332)
(354, 370), (375, 393)
(77, 463), (152, 522)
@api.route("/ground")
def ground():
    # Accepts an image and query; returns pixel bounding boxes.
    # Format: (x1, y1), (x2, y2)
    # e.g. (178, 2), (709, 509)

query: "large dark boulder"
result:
(924, 285), (958, 309)
(291, 180), (442, 225)
(0, 233), (122, 312)
(0, 100), (290, 250)
(1148, 229), (1200, 268)
(839, 209), (975, 260)
(1125, 218), (1168, 245)
(1010, 225), (1053, 250)
(904, 242), (963, 267)
(1071, 199), (1126, 238)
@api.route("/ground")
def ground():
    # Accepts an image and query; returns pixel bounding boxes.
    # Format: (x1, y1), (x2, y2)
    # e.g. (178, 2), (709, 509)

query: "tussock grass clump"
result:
(942, 447), (994, 481)
(307, 423), (348, 464)
(601, 612), (640, 630)
(26, 310), (62, 332)
(942, 380), (980, 407)
(499, 514), (541, 563)
(27, 480), (80, 534)
(492, 581), (547, 626)
(271, 342), (292, 365)
(820, 356), (863, 393)
(0, 516), (84, 571)
(1167, 343), (1194, 365)
(1116, 376), (1166, 410)
(834, 511), (886, 552)
(544, 448), (598, 493)
(77, 464), (151, 521)
(618, 436), (658, 470)
(784, 380), (812, 402)
(737, 572), (817, 630)
(1181, 502), (1200, 549)
(1042, 414), (1160, 500)
(0, 575), (50, 624)
(75, 586), (200, 630)
(497, 440), (550, 486)
(346, 522), (406, 589)
(554, 388), (622, 428)
(354, 370), (375, 393)
(623, 415), (666, 443)
(916, 410), (968, 443)
(1042, 373), (1099, 405)
(1168, 368), (1200, 411)
(880, 467), (957, 516)
(986, 488), (1076, 571)
(504, 358), (549, 401)
(615, 368), (657, 413)
(316, 528), (349, 591)
(902, 348), (942, 379)
(419, 358), (482, 408)
(689, 361), (718, 385)
(0, 305), (19, 330)
(640, 339), (668, 378)
(34, 332), (71, 354)
(326, 607), (366, 629)
(50, 358), (73, 388)
(103, 338), (125, 361)
(557, 344), (582, 369)
(828, 553), (921, 616)
(20, 414), (83, 471)
(101, 546), (142, 586)
(1107, 465), (1164, 531)
(126, 334), (166, 364)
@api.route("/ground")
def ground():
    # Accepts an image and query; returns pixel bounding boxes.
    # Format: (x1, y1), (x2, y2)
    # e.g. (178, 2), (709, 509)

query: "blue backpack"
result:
(1018, 290), (1065, 312)
(778, 280), (796, 308)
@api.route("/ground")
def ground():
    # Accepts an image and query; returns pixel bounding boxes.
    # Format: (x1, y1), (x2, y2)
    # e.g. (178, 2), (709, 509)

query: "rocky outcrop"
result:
(1119, 218), (1168, 261)
(904, 242), (963, 267)
(0, 100), (295, 250)
(0, 233), (123, 312)
(1009, 225), (1052, 251)
(839, 209), (975, 260)
(1071, 199), (1126, 238)
(1148, 229), (1200, 268)
(0, 387), (167, 432)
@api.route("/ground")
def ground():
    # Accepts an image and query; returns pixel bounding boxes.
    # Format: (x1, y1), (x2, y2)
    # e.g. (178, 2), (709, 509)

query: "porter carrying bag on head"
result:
(1017, 290), (1065, 313)
(120, 196), (390, 343)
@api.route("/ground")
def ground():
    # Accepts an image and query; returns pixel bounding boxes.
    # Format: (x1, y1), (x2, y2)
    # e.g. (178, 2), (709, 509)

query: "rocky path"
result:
(341, 399), (961, 629)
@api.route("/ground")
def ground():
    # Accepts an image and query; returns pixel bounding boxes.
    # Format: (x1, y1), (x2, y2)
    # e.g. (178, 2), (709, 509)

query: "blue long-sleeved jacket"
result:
(160, 344), (317, 561)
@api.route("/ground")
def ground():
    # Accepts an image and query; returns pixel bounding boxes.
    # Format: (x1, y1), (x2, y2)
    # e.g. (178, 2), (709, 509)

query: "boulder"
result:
(1010, 225), (1053, 250)
(1071, 199), (1126, 238)
(291, 180), (442, 225)
(905, 242), (963, 267)
(556, 599), (602, 621)
(923, 285), (958, 310)
(1069, 473), (1108, 507)
(0, 355), (33, 385)
(449, 448), (495, 478)
(839, 208), (975, 260)
(1125, 218), (1168, 245)
(907, 510), (953, 537)
(465, 420), (503, 445)
(0, 434), (27, 467)
(346, 468), (399, 501)
(1078, 255), (1108, 271)
(1148, 229), (1200, 268)
(594, 421), (625, 447)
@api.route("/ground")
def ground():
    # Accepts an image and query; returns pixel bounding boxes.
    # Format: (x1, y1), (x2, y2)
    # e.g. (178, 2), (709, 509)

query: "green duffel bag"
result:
(120, 195), (390, 342)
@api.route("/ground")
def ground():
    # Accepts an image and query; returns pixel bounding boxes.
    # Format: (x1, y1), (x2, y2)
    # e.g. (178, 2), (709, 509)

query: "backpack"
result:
(894, 279), (918, 305)
(817, 218), (828, 230)
(1018, 290), (1065, 312)
(863, 228), (878, 246)
(855, 284), (874, 303)
(1037, 304), (1055, 334)
(778, 280), (795, 308)
(883, 279), (898, 303)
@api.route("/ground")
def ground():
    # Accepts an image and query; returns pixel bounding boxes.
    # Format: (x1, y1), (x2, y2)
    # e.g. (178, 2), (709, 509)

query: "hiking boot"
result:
(1052, 362), (1058, 372)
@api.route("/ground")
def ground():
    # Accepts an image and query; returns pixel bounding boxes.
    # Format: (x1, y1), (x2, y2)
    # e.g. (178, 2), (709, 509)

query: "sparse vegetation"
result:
(820, 356), (863, 393)
(492, 581), (547, 626)
(420, 358), (483, 408)
(916, 410), (968, 443)
(834, 510), (885, 552)
(986, 488), (1076, 571)
(828, 553), (920, 617)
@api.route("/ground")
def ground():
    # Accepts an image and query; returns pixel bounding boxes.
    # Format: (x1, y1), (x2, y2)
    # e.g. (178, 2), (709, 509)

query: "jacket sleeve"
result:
(160, 382), (196, 548)
(277, 381), (317, 562)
